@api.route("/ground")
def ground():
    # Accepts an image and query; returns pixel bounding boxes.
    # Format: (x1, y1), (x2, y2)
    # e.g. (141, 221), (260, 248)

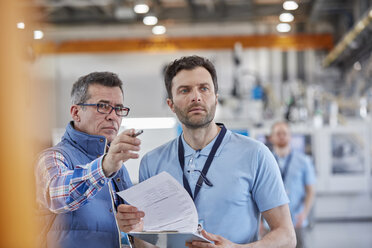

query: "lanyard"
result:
(274, 152), (293, 182)
(178, 123), (227, 201)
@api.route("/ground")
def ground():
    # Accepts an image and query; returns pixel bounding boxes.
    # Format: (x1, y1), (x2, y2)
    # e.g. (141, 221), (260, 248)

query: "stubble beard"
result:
(173, 103), (216, 130)
(276, 140), (289, 148)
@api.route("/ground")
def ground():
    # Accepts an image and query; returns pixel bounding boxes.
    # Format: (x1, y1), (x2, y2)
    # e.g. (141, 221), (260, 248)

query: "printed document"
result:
(117, 171), (198, 232)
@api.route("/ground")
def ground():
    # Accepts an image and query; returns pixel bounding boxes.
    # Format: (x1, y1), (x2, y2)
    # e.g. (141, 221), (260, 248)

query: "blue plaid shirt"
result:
(36, 151), (120, 213)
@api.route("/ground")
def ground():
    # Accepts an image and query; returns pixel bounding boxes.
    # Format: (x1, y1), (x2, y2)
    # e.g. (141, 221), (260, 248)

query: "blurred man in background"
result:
(35, 72), (141, 248)
(269, 121), (316, 248)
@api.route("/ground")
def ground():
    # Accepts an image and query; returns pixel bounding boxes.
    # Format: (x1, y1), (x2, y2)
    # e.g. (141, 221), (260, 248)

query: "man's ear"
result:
(166, 98), (175, 113)
(215, 93), (219, 105)
(70, 105), (80, 122)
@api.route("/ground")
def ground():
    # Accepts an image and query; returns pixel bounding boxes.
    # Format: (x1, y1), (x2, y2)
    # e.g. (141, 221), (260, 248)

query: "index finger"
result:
(117, 204), (139, 213)
(113, 129), (141, 146)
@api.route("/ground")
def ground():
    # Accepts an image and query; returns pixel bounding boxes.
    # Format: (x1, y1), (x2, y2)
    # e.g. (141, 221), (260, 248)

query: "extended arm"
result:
(36, 129), (140, 214)
(35, 150), (109, 213)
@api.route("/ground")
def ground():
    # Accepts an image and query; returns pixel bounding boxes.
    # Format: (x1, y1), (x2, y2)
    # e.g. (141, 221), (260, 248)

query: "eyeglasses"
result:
(77, 103), (130, 117)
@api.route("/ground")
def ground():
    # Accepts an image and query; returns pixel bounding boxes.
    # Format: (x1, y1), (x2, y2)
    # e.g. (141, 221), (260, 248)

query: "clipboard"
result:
(129, 231), (211, 247)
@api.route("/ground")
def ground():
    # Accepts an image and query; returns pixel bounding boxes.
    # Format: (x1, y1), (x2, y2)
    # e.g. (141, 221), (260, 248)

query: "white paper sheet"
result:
(117, 172), (198, 233)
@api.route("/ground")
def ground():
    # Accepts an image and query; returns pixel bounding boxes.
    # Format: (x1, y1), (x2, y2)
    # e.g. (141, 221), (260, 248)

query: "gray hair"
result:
(71, 71), (124, 105)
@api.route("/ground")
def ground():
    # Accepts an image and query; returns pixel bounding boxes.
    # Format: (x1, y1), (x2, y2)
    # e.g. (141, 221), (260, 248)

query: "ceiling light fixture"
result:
(353, 61), (362, 71)
(134, 4), (149, 14)
(143, 15), (158, 25)
(33, 30), (44, 40)
(279, 13), (294, 22)
(152, 25), (166, 35)
(276, 23), (291, 33)
(17, 22), (25, 29)
(283, 1), (298, 11)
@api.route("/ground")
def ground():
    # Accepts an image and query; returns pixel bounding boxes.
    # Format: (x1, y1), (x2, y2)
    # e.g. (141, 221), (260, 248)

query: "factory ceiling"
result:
(22, 0), (372, 69)
(25, 0), (354, 30)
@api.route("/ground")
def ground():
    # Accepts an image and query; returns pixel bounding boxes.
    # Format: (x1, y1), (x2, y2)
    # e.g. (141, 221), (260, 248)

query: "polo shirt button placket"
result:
(191, 151), (200, 180)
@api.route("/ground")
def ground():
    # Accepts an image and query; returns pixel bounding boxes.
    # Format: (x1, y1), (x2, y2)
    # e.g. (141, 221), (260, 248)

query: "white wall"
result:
(37, 50), (235, 127)
(35, 48), (322, 128)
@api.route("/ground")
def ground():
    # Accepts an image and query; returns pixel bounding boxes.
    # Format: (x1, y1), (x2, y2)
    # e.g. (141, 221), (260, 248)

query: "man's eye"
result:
(201, 87), (208, 91)
(98, 103), (110, 109)
(180, 89), (188, 93)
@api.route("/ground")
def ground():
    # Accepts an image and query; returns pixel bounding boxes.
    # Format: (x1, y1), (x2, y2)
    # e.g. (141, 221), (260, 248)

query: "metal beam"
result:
(33, 33), (334, 54)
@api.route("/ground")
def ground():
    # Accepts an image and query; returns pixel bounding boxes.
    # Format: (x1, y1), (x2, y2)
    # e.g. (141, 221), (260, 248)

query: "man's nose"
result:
(191, 89), (202, 102)
(106, 108), (119, 121)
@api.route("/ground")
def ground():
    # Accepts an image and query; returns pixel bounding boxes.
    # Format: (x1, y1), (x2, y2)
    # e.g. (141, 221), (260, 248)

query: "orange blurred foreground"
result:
(0, 1), (48, 247)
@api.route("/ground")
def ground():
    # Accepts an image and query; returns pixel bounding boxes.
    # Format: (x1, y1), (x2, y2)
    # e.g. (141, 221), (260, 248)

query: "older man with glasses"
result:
(35, 72), (141, 248)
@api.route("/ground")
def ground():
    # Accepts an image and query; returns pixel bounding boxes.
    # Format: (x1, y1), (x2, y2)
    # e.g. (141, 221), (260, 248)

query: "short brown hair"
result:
(164, 55), (218, 99)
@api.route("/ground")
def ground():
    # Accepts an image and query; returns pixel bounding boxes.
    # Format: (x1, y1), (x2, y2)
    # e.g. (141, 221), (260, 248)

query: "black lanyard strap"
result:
(178, 123), (227, 201)
(274, 152), (293, 182)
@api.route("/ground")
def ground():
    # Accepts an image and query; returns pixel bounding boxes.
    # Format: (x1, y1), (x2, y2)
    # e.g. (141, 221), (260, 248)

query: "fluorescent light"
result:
(152, 25), (166, 35)
(143, 15), (158, 25)
(134, 4), (149, 14)
(121, 117), (177, 129)
(17, 22), (25, 29)
(33, 30), (44, 39)
(276, 23), (291, 32)
(353, 61), (361, 71)
(279, 13), (294, 22)
(283, 1), (298, 10)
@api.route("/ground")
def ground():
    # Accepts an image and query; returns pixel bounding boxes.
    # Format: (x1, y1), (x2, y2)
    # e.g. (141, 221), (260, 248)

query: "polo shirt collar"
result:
(180, 128), (230, 157)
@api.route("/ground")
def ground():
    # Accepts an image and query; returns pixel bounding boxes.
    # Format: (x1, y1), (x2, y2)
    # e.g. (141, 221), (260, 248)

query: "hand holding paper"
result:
(116, 204), (144, 233)
(116, 172), (211, 246)
(186, 230), (237, 248)
(117, 171), (198, 232)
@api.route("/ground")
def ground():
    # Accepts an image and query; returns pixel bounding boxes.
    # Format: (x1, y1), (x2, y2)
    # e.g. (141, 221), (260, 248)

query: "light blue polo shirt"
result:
(139, 128), (289, 244)
(275, 151), (316, 227)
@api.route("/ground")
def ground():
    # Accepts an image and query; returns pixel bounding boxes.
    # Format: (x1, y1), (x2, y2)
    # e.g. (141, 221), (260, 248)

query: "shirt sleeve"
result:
(304, 156), (316, 185)
(35, 150), (108, 214)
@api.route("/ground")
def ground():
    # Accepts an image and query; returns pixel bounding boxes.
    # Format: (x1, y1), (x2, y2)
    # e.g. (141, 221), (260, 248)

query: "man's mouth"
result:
(102, 127), (118, 132)
(188, 106), (205, 113)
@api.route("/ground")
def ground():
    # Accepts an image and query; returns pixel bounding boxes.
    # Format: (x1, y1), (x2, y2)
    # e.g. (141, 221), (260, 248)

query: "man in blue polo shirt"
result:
(116, 56), (296, 247)
(269, 121), (316, 248)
